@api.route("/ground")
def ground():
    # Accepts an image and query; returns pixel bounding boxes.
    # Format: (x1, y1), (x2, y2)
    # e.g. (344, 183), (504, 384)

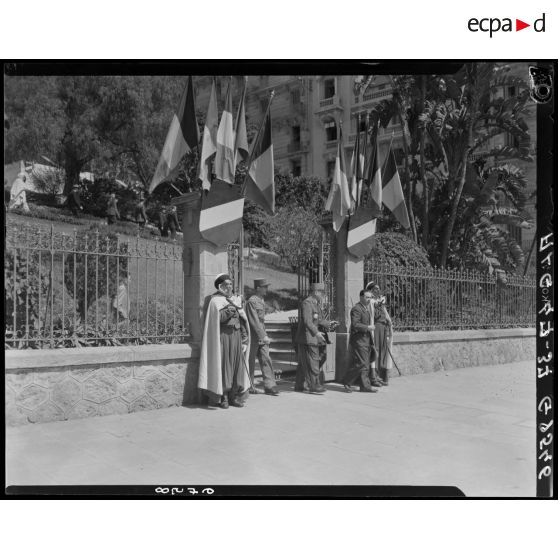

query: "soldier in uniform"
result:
(294, 283), (335, 394)
(245, 278), (279, 396)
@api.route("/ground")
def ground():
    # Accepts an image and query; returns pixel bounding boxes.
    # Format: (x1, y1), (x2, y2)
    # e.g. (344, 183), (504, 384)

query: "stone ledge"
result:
(393, 328), (535, 344)
(5, 343), (200, 372)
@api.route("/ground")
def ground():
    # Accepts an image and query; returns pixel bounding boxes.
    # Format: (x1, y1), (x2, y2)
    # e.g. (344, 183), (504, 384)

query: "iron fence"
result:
(5, 224), (187, 349)
(363, 262), (536, 331)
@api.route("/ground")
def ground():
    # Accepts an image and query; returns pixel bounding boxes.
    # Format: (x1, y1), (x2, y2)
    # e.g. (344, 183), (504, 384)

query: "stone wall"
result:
(391, 328), (535, 376)
(335, 328), (535, 381)
(5, 344), (199, 427)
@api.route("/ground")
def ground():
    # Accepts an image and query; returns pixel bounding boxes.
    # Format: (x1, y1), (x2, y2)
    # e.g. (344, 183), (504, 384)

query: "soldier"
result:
(245, 279), (279, 396)
(294, 283), (335, 394)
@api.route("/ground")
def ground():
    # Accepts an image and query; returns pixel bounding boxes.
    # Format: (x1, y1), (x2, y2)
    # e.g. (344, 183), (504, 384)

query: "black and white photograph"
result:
(3, 61), (554, 498)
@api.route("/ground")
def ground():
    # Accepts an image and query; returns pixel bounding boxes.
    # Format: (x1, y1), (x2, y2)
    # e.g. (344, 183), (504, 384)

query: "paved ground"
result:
(6, 361), (535, 496)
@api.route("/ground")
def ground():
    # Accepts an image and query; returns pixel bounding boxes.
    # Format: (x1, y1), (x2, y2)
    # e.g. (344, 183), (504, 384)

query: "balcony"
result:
(288, 141), (309, 154)
(362, 88), (392, 102)
(315, 95), (343, 115)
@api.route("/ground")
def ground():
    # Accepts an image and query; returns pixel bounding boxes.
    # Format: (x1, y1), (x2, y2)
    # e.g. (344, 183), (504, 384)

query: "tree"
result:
(263, 205), (322, 271)
(368, 63), (533, 269)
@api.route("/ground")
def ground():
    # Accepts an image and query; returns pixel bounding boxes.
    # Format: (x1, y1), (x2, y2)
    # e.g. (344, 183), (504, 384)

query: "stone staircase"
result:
(254, 320), (297, 376)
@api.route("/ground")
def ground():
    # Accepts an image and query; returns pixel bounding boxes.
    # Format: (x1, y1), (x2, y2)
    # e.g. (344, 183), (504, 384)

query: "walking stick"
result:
(386, 344), (402, 376)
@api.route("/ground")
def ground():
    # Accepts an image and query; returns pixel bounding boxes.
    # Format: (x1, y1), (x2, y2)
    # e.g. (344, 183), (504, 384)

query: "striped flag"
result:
(198, 78), (218, 191)
(364, 133), (382, 218)
(325, 126), (351, 233)
(149, 76), (199, 193)
(242, 97), (275, 215)
(199, 179), (244, 246)
(347, 132), (382, 258)
(234, 77), (249, 167)
(382, 147), (410, 228)
(214, 79), (235, 185)
(349, 118), (365, 210)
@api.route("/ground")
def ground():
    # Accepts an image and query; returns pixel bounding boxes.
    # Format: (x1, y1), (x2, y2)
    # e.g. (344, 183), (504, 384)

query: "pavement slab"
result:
(5, 360), (536, 496)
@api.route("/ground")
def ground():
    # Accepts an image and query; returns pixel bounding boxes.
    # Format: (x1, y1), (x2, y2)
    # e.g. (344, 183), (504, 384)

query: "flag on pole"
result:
(198, 78), (218, 191)
(364, 132), (382, 218)
(214, 79), (235, 185)
(149, 76), (199, 193)
(199, 180), (244, 246)
(234, 77), (249, 167)
(324, 126), (351, 233)
(242, 95), (275, 214)
(349, 117), (364, 209)
(382, 147), (410, 228)
(347, 130), (381, 258)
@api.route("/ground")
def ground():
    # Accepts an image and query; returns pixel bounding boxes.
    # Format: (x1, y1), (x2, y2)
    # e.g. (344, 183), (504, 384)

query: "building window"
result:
(324, 119), (337, 142)
(291, 159), (302, 177)
(359, 117), (368, 133)
(291, 125), (301, 150)
(507, 85), (516, 98)
(323, 78), (335, 99)
(326, 160), (336, 180)
(291, 89), (301, 106)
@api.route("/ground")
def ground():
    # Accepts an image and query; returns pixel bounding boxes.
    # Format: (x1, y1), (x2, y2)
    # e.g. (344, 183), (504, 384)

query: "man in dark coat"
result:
(245, 278), (279, 396)
(67, 184), (84, 216)
(166, 205), (181, 240)
(294, 283), (334, 394)
(342, 290), (378, 393)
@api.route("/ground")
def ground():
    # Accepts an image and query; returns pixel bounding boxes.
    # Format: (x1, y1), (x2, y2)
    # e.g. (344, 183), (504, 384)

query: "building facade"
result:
(194, 65), (536, 251)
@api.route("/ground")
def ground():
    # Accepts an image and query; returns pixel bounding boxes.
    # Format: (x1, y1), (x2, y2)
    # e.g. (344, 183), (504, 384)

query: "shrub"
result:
(366, 232), (431, 268)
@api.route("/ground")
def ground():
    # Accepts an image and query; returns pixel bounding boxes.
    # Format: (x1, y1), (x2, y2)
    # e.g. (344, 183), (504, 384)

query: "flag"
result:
(149, 76), (199, 193)
(198, 79), (218, 191)
(199, 179), (244, 246)
(214, 79), (235, 185)
(349, 118), (364, 209)
(347, 131), (381, 258)
(382, 147), (410, 228)
(242, 99), (275, 214)
(234, 77), (249, 166)
(325, 127), (351, 233)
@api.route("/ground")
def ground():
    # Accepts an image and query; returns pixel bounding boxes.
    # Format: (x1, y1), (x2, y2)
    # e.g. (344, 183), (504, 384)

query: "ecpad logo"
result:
(468, 13), (546, 37)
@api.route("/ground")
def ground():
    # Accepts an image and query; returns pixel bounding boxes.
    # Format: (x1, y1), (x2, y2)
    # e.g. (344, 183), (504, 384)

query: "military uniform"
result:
(295, 286), (332, 393)
(245, 292), (278, 391)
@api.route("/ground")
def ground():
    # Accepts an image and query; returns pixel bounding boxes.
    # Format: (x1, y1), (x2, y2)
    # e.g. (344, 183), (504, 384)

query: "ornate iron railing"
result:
(363, 262), (535, 331)
(5, 224), (187, 349)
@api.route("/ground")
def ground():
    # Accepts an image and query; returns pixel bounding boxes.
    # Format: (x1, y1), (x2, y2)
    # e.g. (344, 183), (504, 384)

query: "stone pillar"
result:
(174, 192), (229, 342)
(328, 219), (364, 381)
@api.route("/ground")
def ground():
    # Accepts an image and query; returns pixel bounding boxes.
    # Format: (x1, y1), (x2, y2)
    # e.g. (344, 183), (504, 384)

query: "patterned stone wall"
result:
(392, 335), (535, 377)
(6, 345), (200, 427)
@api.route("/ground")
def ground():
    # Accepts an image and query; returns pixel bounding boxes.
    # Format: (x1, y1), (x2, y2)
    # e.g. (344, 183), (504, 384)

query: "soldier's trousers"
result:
(295, 344), (321, 392)
(248, 342), (277, 390)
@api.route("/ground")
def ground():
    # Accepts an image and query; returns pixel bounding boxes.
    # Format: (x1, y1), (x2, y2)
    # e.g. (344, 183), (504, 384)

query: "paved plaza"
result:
(6, 361), (535, 496)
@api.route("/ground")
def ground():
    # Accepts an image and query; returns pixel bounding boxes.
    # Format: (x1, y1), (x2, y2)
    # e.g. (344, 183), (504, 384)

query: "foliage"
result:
(367, 232), (431, 268)
(31, 166), (65, 203)
(263, 205), (322, 271)
(10, 202), (85, 225)
(370, 63), (534, 270)
(63, 231), (129, 321)
(4, 248), (49, 340)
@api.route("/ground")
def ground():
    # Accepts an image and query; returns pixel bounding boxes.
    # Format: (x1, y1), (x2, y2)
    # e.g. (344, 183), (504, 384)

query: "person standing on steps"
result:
(245, 278), (279, 396)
